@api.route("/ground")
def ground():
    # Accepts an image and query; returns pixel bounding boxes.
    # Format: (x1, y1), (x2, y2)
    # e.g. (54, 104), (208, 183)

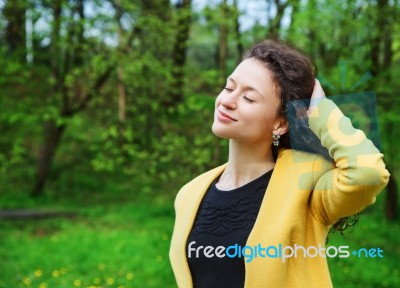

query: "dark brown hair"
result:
(243, 39), (324, 155)
(243, 39), (357, 236)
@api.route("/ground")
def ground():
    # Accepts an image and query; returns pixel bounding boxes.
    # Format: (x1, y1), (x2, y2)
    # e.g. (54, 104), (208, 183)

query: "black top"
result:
(186, 169), (273, 288)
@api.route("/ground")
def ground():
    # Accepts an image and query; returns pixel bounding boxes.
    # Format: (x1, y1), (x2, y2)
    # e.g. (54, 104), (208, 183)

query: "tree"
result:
(3, 0), (27, 62)
(367, 0), (398, 220)
(218, 0), (228, 82)
(167, 0), (192, 107)
(32, 0), (129, 196)
(266, 0), (289, 39)
(232, 0), (244, 63)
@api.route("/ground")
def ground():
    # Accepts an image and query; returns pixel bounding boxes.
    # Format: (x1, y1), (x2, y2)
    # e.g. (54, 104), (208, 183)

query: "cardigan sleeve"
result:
(307, 98), (390, 225)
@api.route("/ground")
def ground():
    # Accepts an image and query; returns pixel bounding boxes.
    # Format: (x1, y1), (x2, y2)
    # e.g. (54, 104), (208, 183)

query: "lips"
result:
(217, 109), (237, 122)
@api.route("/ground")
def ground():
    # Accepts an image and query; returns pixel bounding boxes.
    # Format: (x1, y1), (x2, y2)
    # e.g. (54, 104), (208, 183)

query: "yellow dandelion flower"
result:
(126, 273), (134, 280)
(22, 277), (31, 285)
(52, 270), (60, 278)
(34, 269), (43, 277)
(118, 285), (125, 288)
(73, 279), (81, 286)
(39, 282), (48, 288)
(94, 277), (101, 284)
(60, 268), (67, 274)
(106, 277), (115, 285)
(97, 263), (106, 271)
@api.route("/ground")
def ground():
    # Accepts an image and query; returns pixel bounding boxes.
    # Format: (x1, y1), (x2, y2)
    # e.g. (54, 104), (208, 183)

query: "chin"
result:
(212, 123), (233, 139)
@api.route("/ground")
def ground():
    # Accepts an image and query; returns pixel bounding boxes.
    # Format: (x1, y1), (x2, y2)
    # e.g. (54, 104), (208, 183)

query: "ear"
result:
(273, 117), (288, 136)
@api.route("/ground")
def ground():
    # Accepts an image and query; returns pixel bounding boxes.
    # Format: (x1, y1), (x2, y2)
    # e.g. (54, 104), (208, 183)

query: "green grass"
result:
(0, 199), (175, 288)
(0, 165), (178, 288)
(1, 167), (399, 288)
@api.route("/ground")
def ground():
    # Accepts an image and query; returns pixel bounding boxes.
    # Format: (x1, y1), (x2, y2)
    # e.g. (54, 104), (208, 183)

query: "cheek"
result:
(249, 108), (278, 132)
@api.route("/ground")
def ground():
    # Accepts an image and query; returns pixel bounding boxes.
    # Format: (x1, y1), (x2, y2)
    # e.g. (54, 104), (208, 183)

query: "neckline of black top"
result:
(213, 168), (274, 194)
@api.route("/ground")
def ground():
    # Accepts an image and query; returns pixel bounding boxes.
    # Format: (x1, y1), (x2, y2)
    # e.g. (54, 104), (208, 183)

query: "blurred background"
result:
(0, 0), (399, 287)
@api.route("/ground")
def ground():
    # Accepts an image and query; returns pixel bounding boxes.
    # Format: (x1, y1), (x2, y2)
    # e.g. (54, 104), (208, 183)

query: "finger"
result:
(312, 79), (325, 99)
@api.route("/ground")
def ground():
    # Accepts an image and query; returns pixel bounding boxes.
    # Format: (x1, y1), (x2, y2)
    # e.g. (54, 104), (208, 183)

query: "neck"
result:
(216, 139), (275, 190)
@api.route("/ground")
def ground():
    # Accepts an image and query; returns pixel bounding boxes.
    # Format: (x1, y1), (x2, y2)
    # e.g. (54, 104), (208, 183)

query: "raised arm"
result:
(308, 80), (390, 225)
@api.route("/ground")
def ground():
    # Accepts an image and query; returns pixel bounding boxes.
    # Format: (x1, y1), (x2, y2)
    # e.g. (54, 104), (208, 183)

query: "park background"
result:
(0, 0), (399, 287)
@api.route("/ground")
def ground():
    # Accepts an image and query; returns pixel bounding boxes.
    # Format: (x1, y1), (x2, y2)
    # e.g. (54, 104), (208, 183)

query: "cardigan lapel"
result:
(173, 150), (289, 287)
(244, 148), (289, 286)
(173, 164), (227, 287)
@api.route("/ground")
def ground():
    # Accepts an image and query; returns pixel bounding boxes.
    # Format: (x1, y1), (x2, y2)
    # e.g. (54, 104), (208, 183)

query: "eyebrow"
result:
(227, 76), (264, 99)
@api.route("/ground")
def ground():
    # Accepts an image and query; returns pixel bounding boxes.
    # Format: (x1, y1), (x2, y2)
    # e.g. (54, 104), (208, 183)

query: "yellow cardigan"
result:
(169, 99), (390, 287)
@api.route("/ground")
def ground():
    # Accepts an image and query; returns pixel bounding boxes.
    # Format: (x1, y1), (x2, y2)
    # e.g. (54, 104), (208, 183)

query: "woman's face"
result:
(212, 58), (284, 144)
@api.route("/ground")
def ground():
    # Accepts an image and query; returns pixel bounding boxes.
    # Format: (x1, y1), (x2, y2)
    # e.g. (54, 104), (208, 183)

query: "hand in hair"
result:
(307, 79), (326, 116)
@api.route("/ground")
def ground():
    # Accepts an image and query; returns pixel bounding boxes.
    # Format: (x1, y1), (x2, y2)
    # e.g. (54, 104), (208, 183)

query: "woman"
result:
(169, 39), (389, 287)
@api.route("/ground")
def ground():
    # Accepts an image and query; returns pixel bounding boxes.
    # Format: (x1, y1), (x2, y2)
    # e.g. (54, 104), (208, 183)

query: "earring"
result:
(272, 132), (280, 147)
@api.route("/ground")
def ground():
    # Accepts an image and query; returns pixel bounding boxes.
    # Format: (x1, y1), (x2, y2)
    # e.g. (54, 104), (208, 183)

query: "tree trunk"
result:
(218, 0), (228, 82)
(118, 66), (127, 144)
(370, 0), (397, 219)
(75, 0), (85, 66)
(31, 0), (64, 197)
(306, 0), (317, 59)
(267, 0), (289, 39)
(385, 172), (397, 220)
(113, 1), (127, 139)
(32, 121), (66, 197)
(233, 0), (244, 63)
(4, 0), (27, 62)
(383, 34), (392, 74)
(118, 67), (126, 124)
(31, 0), (117, 196)
(370, 0), (390, 76)
(167, 0), (192, 107)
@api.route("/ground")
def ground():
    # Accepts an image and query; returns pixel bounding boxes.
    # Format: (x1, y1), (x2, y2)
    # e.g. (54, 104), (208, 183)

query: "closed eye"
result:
(224, 87), (233, 92)
(243, 96), (255, 103)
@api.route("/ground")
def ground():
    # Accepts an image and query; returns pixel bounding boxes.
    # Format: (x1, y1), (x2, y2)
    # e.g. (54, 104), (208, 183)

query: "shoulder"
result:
(276, 149), (334, 185)
(174, 163), (227, 209)
(278, 148), (333, 168)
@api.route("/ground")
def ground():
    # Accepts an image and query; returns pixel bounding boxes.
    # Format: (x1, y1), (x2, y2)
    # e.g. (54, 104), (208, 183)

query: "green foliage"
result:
(87, 92), (226, 188)
(1, 0), (400, 286)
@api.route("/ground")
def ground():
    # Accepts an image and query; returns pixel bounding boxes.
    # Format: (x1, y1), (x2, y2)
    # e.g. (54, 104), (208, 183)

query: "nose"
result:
(220, 91), (237, 110)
